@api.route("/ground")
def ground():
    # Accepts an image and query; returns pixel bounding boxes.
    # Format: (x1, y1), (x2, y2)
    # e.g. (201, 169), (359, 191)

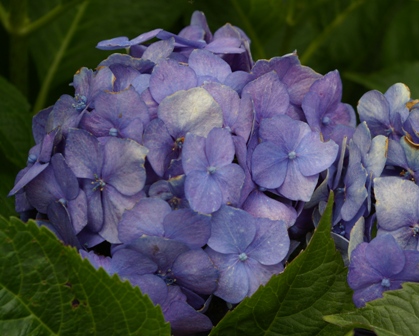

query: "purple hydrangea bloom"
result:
(80, 87), (149, 144)
(206, 205), (289, 303)
(302, 70), (356, 143)
(25, 153), (87, 234)
(386, 135), (419, 184)
(143, 87), (223, 177)
(64, 128), (148, 243)
(374, 177), (419, 250)
(182, 127), (245, 213)
(348, 234), (419, 307)
(357, 83), (410, 140)
(252, 115), (339, 201)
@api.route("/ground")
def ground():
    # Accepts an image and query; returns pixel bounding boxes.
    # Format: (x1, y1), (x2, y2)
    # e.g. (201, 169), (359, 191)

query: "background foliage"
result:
(1, 0), (419, 334)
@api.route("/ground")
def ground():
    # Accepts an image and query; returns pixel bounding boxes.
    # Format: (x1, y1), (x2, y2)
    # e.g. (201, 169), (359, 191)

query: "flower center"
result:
(91, 174), (106, 191)
(73, 94), (87, 112)
(207, 166), (217, 174)
(381, 278), (391, 288)
(322, 116), (331, 125)
(238, 252), (248, 261)
(411, 224), (419, 237)
(27, 154), (37, 164)
(173, 137), (185, 151)
(109, 127), (118, 137)
(157, 269), (176, 286)
(288, 151), (297, 160)
(58, 198), (67, 206)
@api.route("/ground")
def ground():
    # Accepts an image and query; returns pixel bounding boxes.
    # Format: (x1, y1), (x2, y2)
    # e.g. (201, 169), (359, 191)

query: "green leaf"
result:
(324, 282), (419, 336)
(210, 192), (355, 336)
(344, 62), (419, 99)
(0, 170), (18, 217)
(0, 216), (171, 336)
(0, 75), (32, 168)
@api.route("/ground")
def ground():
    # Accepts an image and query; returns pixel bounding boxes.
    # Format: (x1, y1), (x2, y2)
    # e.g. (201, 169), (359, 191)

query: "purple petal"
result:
(162, 208), (211, 248)
(358, 90), (391, 136)
(142, 38), (175, 63)
(245, 259), (284, 297)
(205, 37), (244, 54)
(96, 36), (131, 50)
(110, 248), (157, 276)
(259, 115), (310, 147)
(247, 218), (289, 265)
(163, 287), (213, 335)
(126, 236), (190, 271)
(47, 201), (81, 248)
(182, 132), (208, 174)
(130, 274), (168, 306)
(158, 87), (223, 138)
(296, 132), (339, 176)
(242, 190), (297, 228)
(365, 234), (405, 277)
(278, 160), (318, 201)
(205, 127), (235, 167)
(242, 71), (289, 124)
(214, 164), (245, 206)
(208, 205), (256, 254)
(205, 247), (248, 304)
(67, 190), (88, 234)
(143, 118), (177, 177)
(149, 59), (197, 103)
(172, 249), (218, 294)
(189, 49), (232, 83)
(51, 153), (79, 200)
(9, 161), (49, 196)
(65, 129), (102, 179)
(81, 179), (103, 233)
(32, 106), (52, 144)
(100, 185), (143, 243)
(348, 243), (383, 290)
(252, 141), (288, 189)
(184, 170), (223, 214)
(101, 137), (148, 196)
(374, 177), (419, 231)
(118, 198), (170, 242)
(384, 83), (411, 112)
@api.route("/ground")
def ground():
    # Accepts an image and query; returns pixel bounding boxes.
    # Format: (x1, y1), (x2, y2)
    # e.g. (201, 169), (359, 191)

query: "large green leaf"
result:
(209, 192), (355, 336)
(0, 75), (32, 168)
(324, 282), (419, 336)
(0, 216), (171, 335)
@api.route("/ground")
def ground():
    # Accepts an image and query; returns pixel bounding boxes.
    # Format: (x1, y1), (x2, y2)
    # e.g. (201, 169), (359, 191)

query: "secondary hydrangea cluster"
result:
(9, 9), (419, 333)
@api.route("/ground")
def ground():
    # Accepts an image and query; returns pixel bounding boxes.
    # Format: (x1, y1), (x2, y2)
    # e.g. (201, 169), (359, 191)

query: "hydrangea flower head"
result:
(348, 234), (419, 307)
(252, 115), (339, 201)
(206, 205), (289, 303)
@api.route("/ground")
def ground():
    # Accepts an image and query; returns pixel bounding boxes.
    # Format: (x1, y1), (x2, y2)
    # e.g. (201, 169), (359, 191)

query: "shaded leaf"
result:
(344, 62), (419, 100)
(0, 216), (171, 335)
(209, 192), (355, 336)
(325, 282), (419, 336)
(29, 0), (190, 109)
(0, 75), (32, 167)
